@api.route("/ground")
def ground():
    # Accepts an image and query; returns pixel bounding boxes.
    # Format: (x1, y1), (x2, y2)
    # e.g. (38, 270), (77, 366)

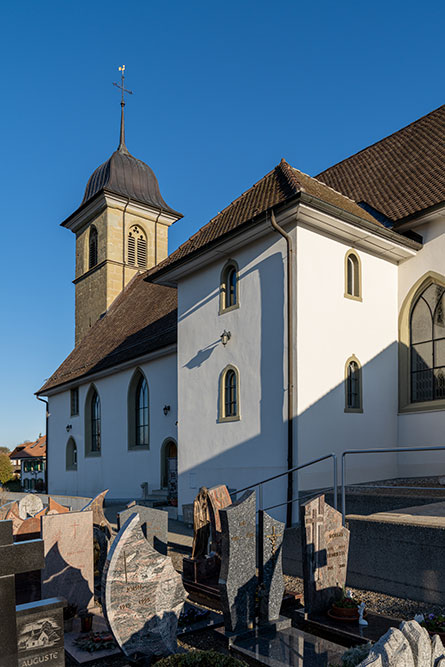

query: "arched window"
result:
(66, 438), (77, 471)
(85, 385), (101, 455)
(89, 226), (98, 270)
(128, 369), (150, 448)
(128, 226), (147, 268)
(345, 250), (362, 300)
(410, 283), (445, 403)
(219, 365), (240, 421)
(220, 261), (239, 312)
(345, 356), (363, 412)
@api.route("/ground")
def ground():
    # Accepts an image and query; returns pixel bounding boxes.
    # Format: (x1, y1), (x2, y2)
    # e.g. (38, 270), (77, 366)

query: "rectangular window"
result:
(71, 388), (79, 416)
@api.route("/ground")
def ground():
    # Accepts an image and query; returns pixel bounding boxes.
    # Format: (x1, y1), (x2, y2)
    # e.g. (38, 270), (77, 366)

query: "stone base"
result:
(182, 553), (220, 583)
(64, 611), (121, 664)
(215, 616), (292, 647)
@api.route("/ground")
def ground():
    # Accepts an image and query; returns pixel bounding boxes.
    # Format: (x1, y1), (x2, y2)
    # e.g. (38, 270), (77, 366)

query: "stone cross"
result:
(0, 520), (45, 667)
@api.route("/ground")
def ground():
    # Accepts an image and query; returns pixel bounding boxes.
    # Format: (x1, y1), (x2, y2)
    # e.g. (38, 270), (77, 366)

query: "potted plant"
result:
(330, 590), (361, 619)
(416, 613), (445, 640)
(63, 604), (77, 632)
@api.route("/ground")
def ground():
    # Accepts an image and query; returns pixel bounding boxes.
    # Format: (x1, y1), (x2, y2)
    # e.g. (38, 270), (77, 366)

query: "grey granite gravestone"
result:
(359, 627), (415, 667)
(18, 494), (44, 520)
(0, 520), (45, 667)
(259, 511), (285, 625)
(219, 490), (257, 635)
(16, 597), (66, 667)
(301, 494), (350, 616)
(117, 503), (168, 555)
(102, 513), (186, 661)
(399, 620), (431, 667)
(41, 511), (94, 612)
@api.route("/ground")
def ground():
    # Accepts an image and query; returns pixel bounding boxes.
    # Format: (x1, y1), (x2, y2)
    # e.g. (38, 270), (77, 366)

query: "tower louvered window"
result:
(128, 226), (147, 268)
(89, 226), (98, 269)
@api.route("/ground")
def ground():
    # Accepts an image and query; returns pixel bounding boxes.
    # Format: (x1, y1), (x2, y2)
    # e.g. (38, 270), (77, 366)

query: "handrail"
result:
(341, 445), (445, 525)
(232, 452), (338, 517)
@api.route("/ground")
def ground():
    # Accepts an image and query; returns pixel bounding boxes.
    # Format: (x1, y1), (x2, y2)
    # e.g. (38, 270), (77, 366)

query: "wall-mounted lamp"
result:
(66, 424), (72, 433)
(163, 405), (171, 416)
(220, 330), (231, 346)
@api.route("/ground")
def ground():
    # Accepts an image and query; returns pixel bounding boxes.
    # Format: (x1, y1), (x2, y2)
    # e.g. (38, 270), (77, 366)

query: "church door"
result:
(161, 439), (177, 499)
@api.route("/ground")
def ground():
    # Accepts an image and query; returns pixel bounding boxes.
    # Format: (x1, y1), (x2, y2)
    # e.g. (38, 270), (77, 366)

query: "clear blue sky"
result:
(0, 0), (443, 448)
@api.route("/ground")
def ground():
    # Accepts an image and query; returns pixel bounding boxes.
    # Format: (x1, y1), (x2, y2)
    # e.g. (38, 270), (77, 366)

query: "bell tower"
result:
(61, 67), (182, 346)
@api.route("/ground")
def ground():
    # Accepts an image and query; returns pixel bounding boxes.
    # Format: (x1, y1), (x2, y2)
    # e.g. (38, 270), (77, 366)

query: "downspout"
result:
(270, 210), (294, 527)
(122, 197), (130, 291)
(36, 396), (49, 493)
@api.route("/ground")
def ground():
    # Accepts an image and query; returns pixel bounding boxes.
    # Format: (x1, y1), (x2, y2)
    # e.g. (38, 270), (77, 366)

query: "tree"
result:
(0, 454), (13, 484)
(0, 446), (10, 455)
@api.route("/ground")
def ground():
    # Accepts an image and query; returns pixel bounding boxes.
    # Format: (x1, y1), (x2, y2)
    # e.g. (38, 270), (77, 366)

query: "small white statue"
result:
(358, 602), (368, 626)
(345, 589), (353, 598)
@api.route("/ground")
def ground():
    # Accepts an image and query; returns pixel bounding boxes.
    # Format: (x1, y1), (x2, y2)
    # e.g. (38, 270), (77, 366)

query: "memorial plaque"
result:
(117, 504), (168, 555)
(219, 490), (257, 634)
(16, 598), (65, 667)
(259, 512), (285, 624)
(301, 495), (350, 616)
(41, 511), (94, 612)
(102, 513), (186, 660)
(18, 494), (44, 520)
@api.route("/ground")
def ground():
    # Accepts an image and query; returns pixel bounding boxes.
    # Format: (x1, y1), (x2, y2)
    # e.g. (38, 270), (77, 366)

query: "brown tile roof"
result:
(316, 105), (445, 222)
(10, 436), (46, 460)
(38, 277), (177, 394)
(148, 158), (383, 279)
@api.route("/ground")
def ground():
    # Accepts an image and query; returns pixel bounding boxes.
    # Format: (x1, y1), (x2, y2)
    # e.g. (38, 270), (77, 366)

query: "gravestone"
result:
(117, 503), (168, 555)
(0, 519), (45, 667)
(17, 597), (65, 667)
(6, 506), (24, 534)
(41, 511), (94, 612)
(399, 620), (431, 667)
(0, 501), (20, 520)
(301, 494), (350, 616)
(259, 511), (285, 625)
(219, 490), (257, 635)
(81, 489), (114, 540)
(208, 484), (232, 552)
(18, 494), (44, 520)
(102, 513), (186, 661)
(47, 498), (69, 515)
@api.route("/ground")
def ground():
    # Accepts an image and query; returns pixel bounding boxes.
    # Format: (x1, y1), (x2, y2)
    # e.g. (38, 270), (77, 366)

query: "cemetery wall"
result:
(397, 214), (445, 478)
(3, 492), (91, 511)
(47, 351), (177, 499)
(177, 223), (292, 518)
(296, 221), (399, 490)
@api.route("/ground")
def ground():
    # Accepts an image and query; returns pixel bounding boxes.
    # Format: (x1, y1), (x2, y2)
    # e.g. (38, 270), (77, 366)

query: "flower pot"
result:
(331, 604), (359, 619)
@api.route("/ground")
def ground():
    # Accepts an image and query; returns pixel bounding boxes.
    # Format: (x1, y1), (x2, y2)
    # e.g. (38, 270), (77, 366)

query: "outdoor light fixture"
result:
(220, 330), (231, 346)
(163, 405), (171, 416)
(66, 424), (72, 432)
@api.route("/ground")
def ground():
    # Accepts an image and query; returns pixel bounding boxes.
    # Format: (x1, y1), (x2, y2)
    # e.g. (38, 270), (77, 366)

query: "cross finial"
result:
(113, 65), (133, 152)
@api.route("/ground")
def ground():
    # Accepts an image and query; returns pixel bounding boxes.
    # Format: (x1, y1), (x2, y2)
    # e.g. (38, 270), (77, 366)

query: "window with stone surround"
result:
(89, 226), (98, 270)
(128, 369), (150, 449)
(128, 226), (147, 268)
(345, 250), (362, 301)
(345, 356), (363, 413)
(85, 385), (101, 456)
(220, 260), (239, 313)
(219, 365), (240, 422)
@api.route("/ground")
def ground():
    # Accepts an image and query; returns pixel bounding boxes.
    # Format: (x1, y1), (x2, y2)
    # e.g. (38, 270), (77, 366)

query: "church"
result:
(37, 101), (445, 522)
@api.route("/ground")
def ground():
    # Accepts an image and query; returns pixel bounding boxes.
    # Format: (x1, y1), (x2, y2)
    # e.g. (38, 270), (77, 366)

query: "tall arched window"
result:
(128, 369), (150, 449)
(89, 226), (98, 269)
(344, 356), (363, 412)
(219, 365), (240, 421)
(345, 250), (362, 300)
(66, 438), (78, 471)
(128, 226), (147, 268)
(220, 261), (239, 312)
(410, 283), (445, 403)
(85, 385), (101, 455)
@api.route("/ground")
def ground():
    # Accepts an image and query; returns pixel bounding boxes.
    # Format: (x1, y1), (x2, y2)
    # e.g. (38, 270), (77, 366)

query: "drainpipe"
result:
(270, 210), (294, 527)
(36, 396), (49, 493)
(122, 197), (130, 291)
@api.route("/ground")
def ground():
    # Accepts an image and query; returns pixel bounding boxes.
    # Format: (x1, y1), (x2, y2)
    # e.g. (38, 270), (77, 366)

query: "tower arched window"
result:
(219, 365), (240, 421)
(410, 282), (445, 403)
(344, 356), (363, 412)
(128, 226), (147, 268)
(85, 386), (101, 455)
(345, 250), (362, 300)
(89, 226), (98, 270)
(128, 369), (150, 448)
(220, 261), (239, 313)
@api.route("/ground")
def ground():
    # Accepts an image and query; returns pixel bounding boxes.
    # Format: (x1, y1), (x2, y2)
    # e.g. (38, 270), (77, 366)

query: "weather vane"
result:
(113, 65), (134, 150)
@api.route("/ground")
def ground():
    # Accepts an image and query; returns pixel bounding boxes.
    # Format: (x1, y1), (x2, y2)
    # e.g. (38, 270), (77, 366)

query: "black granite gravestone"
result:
(259, 512), (285, 625)
(16, 598), (65, 667)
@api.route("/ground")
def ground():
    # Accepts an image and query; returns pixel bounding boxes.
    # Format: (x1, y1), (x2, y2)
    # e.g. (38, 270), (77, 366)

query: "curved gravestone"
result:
(102, 514), (186, 661)
(260, 511), (285, 625)
(81, 489), (114, 540)
(18, 494), (44, 520)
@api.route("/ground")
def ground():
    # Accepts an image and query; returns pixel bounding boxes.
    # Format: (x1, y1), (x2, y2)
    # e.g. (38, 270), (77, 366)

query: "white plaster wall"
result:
(296, 223), (399, 489)
(177, 231), (290, 517)
(47, 353), (177, 499)
(397, 214), (445, 476)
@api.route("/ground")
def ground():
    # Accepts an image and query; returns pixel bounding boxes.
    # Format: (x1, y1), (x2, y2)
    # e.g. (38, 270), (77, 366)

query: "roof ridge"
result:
(277, 158), (304, 193)
(316, 104), (445, 177)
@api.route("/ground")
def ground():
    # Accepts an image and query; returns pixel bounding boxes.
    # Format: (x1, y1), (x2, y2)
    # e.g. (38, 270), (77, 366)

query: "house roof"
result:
(147, 158), (389, 280)
(37, 277), (177, 394)
(10, 436), (46, 460)
(316, 105), (445, 223)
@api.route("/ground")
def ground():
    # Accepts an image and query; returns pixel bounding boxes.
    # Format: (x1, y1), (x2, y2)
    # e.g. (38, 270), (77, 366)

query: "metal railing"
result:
(341, 445), (445, 525)
(232, 452), (338, 516)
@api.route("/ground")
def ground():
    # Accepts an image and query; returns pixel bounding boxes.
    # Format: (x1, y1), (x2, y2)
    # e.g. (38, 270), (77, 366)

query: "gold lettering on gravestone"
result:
(265, 526), (283, 556)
